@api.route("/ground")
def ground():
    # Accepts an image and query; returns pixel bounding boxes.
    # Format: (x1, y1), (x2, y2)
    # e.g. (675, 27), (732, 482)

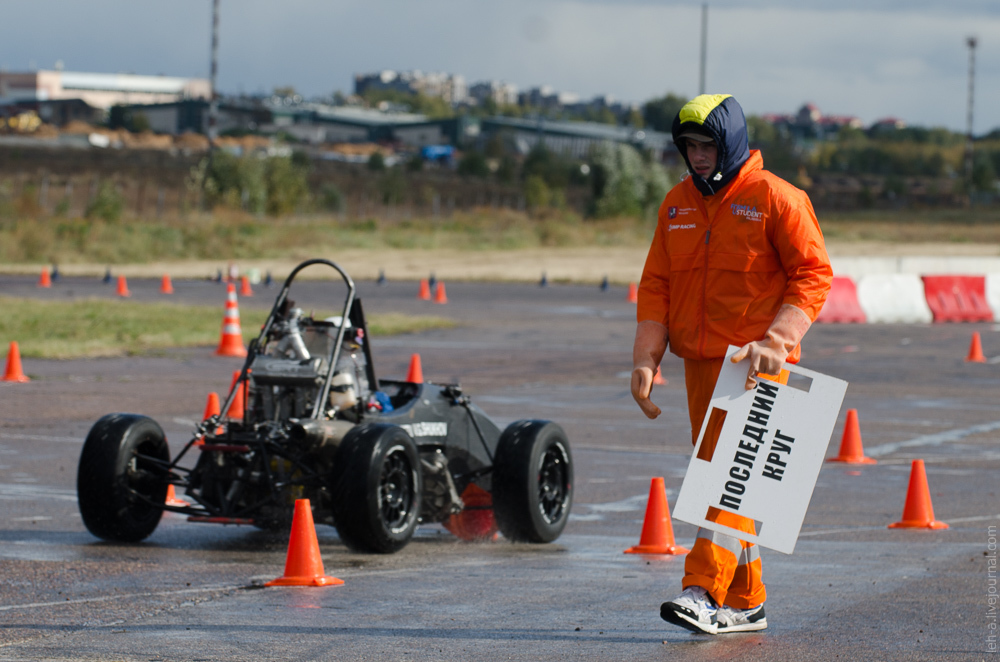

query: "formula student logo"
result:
(731, 202), (764, 221)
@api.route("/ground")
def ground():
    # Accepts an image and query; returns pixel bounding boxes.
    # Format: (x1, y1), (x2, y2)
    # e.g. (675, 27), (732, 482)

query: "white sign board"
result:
(672, 346), (848, 554)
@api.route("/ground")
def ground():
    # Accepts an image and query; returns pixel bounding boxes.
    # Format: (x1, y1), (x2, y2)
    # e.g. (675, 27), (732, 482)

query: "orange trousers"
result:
(680, 357), (769, 610)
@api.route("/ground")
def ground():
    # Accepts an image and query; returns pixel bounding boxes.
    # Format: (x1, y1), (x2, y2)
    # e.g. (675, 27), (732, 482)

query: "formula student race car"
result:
(76, 259), (573, 553)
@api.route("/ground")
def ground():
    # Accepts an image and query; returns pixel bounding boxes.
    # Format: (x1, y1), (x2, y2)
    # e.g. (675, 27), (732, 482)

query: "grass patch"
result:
(0, 209), (657, 265)
(0, 297), (454, 359)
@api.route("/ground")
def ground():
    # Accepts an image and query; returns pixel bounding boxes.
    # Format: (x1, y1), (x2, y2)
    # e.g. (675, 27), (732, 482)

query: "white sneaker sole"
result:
(717, 617), (767, 633)
(660, 603), (718, 635)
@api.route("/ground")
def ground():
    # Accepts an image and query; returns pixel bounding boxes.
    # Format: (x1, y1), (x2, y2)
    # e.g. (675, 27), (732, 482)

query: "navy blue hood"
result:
(671, 94), (750, 196)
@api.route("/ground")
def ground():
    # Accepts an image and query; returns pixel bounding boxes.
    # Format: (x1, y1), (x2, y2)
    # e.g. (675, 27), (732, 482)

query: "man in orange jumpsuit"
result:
(631, 94), (832, 634)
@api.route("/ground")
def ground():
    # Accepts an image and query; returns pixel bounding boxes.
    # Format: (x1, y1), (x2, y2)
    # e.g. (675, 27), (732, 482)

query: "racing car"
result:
(76, 258), (573, 553)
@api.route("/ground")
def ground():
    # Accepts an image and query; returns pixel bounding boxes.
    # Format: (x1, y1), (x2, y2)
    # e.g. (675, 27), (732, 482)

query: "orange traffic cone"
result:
(443, 484), (499, 541)
(265, 499), (344, 587)
(215, 283), (247, 357)
(624, 477), (689, 555)
(203, 391), (221, 420)
(116, 275), (131, 298)
(827, 409), (876, 464)
(433, 281), (448, 304)
(37, 269), (52, 288)
(653, 365), (666, 385)
(160, 274), (174, 294)
(2, 341), (30, 383)
(888, 459), (949, 530)
(966, 332), (986, 363)
(197, 391), (222, 443)
(226, 371), (246, 420)
(239, 275), (253, 297)
(626, 282), (638, 303)
(405, 353), (424, 383)
(165, 484), (189, 507)
(417, 279), (431, 300)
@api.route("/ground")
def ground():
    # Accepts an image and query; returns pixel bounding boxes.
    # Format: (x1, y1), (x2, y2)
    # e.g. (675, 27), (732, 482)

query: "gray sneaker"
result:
(660, 586), (718, 634)
(715, 603), (767, 633)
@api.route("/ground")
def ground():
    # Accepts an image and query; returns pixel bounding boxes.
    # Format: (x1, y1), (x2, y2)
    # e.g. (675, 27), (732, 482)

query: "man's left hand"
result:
(730, 339), (786, 390)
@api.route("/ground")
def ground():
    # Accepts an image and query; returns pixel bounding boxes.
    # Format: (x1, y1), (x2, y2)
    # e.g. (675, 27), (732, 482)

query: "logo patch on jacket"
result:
(668, 206), (677, 219)
(731, 203), (764, 221)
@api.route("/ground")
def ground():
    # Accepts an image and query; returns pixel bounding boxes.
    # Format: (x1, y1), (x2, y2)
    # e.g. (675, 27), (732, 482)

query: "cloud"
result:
(0, 1), (997, 131)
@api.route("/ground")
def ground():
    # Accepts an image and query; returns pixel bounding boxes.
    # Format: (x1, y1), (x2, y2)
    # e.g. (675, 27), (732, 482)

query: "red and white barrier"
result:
(986, 274), (1000, 320)
(856, 274), (933, 324)
(816, 276), (866, 324)
(921, 275), (993, 323)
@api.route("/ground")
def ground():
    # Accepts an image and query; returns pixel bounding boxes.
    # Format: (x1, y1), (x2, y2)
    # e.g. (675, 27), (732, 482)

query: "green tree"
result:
(591, 142), (670, 219)
(367, 152), (386, 171)
(524, 175), (551, 210)
(265, 156), (310, 215)
(458, 150), (490, 178)
(642, 93), (688, 133)
(971, 151), (998, 193)
(85, 181), (125, 222)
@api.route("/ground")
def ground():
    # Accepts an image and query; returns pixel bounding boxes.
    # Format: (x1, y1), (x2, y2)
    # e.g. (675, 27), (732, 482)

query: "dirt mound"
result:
(173, 131), (210, 151)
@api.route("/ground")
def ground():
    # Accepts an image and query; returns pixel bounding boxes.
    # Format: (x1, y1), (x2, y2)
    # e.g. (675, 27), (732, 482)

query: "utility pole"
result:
(208, 0), (220, 143)
(964, 35), (977, 190)
(699, 3), (708, 95)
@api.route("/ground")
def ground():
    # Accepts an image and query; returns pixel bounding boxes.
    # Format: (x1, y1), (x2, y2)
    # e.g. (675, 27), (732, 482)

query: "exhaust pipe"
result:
(288, 419), (355, 448)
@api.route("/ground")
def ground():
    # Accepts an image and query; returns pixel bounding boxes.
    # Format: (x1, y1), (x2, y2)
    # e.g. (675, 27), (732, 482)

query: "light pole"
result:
(964, 35), (976, 190)
(208, 0), (220, 143)
(699, 3), (708, 95)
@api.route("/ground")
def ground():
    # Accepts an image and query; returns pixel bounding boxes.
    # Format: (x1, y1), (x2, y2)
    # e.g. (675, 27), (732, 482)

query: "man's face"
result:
(686, 140), (718, 178)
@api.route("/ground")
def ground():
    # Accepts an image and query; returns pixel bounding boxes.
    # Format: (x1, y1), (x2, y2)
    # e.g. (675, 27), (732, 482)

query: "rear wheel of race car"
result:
(330, 424), (422, 553)
(77, 414), (170, 542)
(492, 420), (573, 543)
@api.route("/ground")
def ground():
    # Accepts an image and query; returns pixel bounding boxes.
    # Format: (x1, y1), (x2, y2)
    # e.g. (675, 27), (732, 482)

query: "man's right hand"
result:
(632, 320), (668, 419)
(631, 366), (662, 419)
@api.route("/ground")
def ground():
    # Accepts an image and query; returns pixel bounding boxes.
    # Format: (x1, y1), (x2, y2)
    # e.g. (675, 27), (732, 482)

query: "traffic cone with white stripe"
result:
(215, 283), (247, 357)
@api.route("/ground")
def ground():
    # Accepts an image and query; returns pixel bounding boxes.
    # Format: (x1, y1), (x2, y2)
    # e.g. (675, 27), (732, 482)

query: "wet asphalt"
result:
(0, 272), (997, 661)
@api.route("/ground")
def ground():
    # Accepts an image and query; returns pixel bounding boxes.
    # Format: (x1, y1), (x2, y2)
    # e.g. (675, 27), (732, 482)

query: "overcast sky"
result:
(2, 1), (998, 133)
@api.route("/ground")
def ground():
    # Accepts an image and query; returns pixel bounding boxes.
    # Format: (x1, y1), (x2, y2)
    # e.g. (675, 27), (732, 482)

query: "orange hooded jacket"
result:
(637, 150), (832, 363)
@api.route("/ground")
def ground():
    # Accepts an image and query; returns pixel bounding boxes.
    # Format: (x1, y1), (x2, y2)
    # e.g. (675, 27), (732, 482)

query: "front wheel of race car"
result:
(492, 420), (573, 543)
(329, 423), (422, 553)
(77, 413), (170, 542)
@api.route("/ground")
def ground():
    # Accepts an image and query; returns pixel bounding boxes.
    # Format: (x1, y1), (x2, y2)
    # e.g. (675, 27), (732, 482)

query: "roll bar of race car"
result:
(217, 258), (358, 423)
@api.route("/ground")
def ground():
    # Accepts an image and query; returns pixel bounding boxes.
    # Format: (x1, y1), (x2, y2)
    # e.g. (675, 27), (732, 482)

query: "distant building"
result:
(354, 70), (467, 104)
(264, 102), (472, 148)
(870, 117), (907, 131)
(468, 80), (519, 107)
(108, 99), (266, 136)
(518, 86), (580, 109)
(762, 103), (863, 140)
(0, 69), (210, 113)
(478, 116), (672, 161)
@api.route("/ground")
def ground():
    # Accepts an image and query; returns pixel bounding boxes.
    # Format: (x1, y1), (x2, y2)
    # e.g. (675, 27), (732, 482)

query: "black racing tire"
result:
(77, 413), (170, 542)
(492, 420), (573, 543)
(330, 423), (422, 553)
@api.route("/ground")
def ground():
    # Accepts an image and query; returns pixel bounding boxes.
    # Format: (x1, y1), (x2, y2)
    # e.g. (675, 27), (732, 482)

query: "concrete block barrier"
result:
(986, 274), (1000, 320)
(857, 274), (933, 324)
